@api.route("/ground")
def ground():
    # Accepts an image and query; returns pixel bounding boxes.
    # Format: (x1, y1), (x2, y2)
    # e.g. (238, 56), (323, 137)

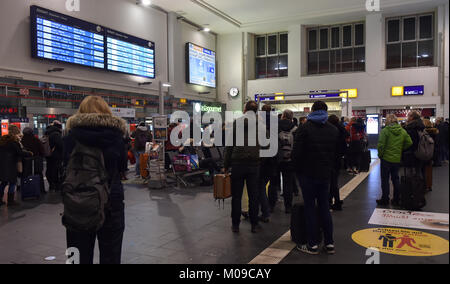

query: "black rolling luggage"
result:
(400, 168), (426, 211)
(291, 203), (322, 246)
(360, 150), (371, 172)
(21, 158), (41, 201)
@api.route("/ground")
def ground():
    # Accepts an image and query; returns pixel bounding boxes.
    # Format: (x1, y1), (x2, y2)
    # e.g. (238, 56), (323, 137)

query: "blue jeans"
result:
(0, 182), (16, 195)
(134, 151), (145, 176)
(298, 174), (334, 247)
(380, 159), (400, 202)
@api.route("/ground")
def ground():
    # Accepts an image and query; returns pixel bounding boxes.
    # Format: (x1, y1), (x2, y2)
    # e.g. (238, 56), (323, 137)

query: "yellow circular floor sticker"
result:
(352, 228), (449, 257)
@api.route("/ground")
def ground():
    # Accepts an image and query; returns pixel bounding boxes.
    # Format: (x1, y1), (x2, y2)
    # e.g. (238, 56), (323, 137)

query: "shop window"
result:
(255, 32), (288, 79)
(386, 13), (434, 69)
(307, 22), (364, 75)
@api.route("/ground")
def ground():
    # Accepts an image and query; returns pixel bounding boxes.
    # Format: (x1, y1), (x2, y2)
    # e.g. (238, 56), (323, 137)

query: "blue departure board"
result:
(30, 6), (156, 79)
(31, 6), (105, 69)
(186, 43), (216, 88)
(106, 29), (155, 78)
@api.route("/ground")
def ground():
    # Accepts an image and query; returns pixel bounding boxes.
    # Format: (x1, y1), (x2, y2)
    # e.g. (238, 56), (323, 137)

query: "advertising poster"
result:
(153, 116), (168, 141)
(369, 209), (449, 232)
(366, 114), (379, 135)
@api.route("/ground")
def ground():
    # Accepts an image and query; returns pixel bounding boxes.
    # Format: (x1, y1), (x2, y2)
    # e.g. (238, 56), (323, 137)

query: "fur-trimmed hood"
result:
(67, 113), (127, 135)
(0, 134), (19, 147)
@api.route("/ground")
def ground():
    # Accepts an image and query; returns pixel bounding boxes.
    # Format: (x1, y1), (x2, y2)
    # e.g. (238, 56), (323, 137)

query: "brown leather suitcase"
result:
(140, 153), (150, 178)
(214, 174), (231, 200)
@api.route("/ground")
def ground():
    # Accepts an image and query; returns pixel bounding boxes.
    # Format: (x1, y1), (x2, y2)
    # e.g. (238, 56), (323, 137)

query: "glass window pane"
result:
(330, 50), (341, 73)
(331, 27), (340, 48)
(419, 15), (433, 39)
(386, 44), (401, 69)
(388, 19), (400, 42)
(278, 55), (288, 77)
(256, 57), (267, 78)
(402, 42), (417, 67)
(320, 29), (329, 49)
(308, 52), (318, 74)
(309, 29), (317, 50)
(319, 51), (330, 74)
(355, 24), (364, 46)
(257, 37), (266, 56)
(418, 40), (434, 66)
(343, 25), (352, 47)
(354, 47), (365, 71)
(341, 48), (353, 72)
(268, 35), (277, 55)
(267, 56), (279, 77)
(403, 17), (416, 41)
(280, 33), (288, 54)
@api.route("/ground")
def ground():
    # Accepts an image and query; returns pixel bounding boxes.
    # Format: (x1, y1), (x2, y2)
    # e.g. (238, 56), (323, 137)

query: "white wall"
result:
(444, 2), (449, 118)
(242, 8), (448, 117)
(217, 33), (244, 111)
(0, 0), (168, 96)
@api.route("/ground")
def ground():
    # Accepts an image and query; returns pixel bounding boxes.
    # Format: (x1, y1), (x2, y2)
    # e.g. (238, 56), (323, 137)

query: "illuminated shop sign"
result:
(0, 107), (18, 114)
(201, 105), (222, 112)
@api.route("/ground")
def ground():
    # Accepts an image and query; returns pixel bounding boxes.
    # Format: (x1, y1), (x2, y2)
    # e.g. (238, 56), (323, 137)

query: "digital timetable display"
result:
(31, 6), (105, 69)
(106, 29), (155, 78)
(186, 43), (216, 88)
(30, 6), (156, 78)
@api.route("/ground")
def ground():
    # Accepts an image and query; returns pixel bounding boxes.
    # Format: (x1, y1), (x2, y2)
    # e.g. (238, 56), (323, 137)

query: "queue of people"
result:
(0, 96), (448, 262)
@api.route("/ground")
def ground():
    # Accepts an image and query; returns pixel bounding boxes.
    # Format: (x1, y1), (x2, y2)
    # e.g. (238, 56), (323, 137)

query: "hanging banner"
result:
(369, 209), (449, 232)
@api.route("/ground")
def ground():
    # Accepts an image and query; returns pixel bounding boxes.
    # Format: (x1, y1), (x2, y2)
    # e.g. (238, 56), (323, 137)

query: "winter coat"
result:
(292, 110), (339, 180)
(45, 125), (64, 161)
(346, 121), (367, 153)
(131, 126), (152, 152)
(64, 113), (127, 202)
(0, 135), (32, 183)
(378, 124), (413, 164)
(402, 118), (425, 167)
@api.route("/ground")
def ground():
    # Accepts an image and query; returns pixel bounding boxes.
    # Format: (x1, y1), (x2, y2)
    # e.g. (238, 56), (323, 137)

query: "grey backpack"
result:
(40, 135), (52, 157)
(414, 130), (434, 161)
(278, 127), (297, 163)
(62, 142), (110, 232)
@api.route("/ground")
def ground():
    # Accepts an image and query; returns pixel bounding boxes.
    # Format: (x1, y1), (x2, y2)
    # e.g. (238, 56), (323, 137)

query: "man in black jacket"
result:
(45, 121), (64, 191)
(402, 111), (426, 175)
(224, 101), (262, 234)
(292, 101), (338, 255)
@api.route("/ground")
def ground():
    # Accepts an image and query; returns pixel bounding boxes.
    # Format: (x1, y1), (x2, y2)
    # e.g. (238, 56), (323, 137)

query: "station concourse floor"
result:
(0, 153), (448, 264)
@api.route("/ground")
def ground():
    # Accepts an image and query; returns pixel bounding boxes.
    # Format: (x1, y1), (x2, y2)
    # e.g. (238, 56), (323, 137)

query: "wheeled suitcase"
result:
(140, 153), (150, 178)
(291, 203), (322, 246)
(360, 150), (371, 172)
(214, 174), (231, 200)
(21, 158), (41, 201)
(400, 168), (426, 211)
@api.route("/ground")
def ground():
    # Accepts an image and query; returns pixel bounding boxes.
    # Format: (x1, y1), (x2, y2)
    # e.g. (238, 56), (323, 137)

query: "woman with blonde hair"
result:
(63, 95), (127, 264)
(377, 114), (413, 206)
(0, 125), (32, 207)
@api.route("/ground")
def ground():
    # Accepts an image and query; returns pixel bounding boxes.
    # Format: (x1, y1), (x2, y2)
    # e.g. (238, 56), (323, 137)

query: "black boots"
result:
(7, 193), (20, 207)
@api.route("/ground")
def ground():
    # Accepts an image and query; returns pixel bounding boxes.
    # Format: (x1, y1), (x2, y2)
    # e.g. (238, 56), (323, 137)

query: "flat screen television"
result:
(186, 42), (216, 88)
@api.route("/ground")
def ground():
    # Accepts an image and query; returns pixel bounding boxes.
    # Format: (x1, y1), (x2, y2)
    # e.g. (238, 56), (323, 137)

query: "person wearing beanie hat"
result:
(0, 125), (32, 207)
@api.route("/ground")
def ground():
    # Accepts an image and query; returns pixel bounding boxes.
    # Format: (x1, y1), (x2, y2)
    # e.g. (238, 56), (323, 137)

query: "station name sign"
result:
(392, 85), (425, 97)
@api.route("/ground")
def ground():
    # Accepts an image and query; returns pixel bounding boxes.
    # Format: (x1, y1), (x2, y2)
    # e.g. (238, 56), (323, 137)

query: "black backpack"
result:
(62, 142), (110, 232)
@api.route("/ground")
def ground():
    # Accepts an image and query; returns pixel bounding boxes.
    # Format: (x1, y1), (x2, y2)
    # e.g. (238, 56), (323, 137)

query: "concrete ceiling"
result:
(138, 0), (448, 34)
